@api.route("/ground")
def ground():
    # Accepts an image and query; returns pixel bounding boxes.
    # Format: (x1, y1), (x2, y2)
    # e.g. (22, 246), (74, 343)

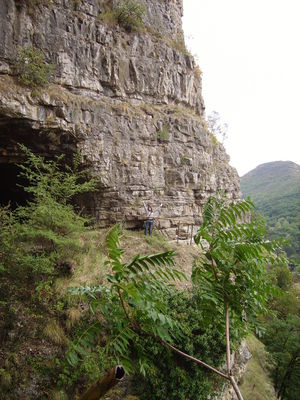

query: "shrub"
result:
(180, 154), (189, 165)
(157, 126), (169, 142)
(15, 46), (53, 87)
(206, 111), (228, 144)
(0, 145), (98, 279)
(114, 0), (145, 31)
(100, 9), (118, 27)
(132, 291), (225, 400)
(0, 206), (20, 273)
(263, 315), (300, 400)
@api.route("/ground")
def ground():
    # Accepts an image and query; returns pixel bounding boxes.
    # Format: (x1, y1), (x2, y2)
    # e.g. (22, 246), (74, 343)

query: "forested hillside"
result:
(240, 161), (300, 263)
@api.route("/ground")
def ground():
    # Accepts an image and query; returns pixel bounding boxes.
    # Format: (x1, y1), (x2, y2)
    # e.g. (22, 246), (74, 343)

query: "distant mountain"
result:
(240, 161), (300, 263)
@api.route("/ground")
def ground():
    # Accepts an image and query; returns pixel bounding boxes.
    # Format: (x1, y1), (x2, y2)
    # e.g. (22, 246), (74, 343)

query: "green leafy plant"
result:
(0, 206), (20, 273)
(68, 224), (184, 372)
(192, 196), (288, 399)
(180, 153), (189, 165)
(114, 0), (145, 31)
(133, 291), (226, 400)
(157, 126), (169, 142)
(263, 315), (300, 400)
(15, 46), (53, 87)
(0, 145), (98, 279)
(0, 146), (102, 398)
(69, 197), (286, 400)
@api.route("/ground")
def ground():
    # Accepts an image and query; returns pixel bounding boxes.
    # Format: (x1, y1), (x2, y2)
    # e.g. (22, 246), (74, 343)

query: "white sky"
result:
(182, 0), (300, 176)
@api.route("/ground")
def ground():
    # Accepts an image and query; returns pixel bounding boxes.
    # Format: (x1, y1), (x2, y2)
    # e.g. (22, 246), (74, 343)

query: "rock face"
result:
(220, 340), (252, 400)
(0, 0), (240, 235)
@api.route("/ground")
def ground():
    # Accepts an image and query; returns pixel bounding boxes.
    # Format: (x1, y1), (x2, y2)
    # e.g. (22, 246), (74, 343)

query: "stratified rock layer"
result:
(0, 0), (240, 235)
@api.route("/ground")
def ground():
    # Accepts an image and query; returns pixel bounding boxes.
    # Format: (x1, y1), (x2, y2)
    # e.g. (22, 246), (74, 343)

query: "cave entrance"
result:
(0, 116), (77, 209)
(0, 163), (29, 208)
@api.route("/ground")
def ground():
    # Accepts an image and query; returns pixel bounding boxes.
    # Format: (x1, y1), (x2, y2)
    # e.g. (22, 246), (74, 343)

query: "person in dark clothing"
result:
(143, 201), (162, 235)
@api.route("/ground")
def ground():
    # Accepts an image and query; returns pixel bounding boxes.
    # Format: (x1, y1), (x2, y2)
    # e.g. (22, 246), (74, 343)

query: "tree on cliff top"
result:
(207, 111), (228, 143)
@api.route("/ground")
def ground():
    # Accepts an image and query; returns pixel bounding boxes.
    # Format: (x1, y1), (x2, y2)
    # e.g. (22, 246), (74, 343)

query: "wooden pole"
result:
(79, 366), (125, 400)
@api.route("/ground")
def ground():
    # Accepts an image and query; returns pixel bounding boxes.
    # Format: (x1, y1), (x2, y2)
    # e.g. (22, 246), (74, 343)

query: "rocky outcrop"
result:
(220, 340), (252, 400)
(0, 0), (240, 235)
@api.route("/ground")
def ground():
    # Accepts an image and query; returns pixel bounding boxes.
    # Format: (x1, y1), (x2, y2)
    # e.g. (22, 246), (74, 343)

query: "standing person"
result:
(143, 201), (162, 236)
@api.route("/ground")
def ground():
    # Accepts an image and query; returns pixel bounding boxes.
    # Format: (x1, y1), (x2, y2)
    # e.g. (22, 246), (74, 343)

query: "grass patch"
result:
(55, 230), (107, 292)
(49, 389), (68, 400)
(65, 307), (82, 331)
(121, 229), (198, 286)
(239, 334), (276, 400)
(56, 226), (198, 299)
(157, 125), (170, 142)
(43, 320), (67, 345)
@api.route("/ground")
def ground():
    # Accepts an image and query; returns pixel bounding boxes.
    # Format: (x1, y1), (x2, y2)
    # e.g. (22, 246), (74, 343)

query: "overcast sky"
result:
(182, 0), (300, 176)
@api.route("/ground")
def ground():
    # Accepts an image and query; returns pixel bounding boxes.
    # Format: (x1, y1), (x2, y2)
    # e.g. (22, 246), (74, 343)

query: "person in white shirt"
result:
(143, 201), (162, 236)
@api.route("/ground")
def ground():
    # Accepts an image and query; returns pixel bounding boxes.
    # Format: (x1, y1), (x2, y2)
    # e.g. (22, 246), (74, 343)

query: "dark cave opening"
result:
(0, 162), (29, 208)
(126, 221), (145, 231)
(0, 116), (77, 210)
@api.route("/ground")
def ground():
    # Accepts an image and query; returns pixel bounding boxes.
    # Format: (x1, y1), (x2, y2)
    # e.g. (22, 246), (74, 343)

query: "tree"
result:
(15, 46), (53, 87)
(263, 316), (300, 400)
(0, 145), (98, 278)
(192, 197), (287, 399)
(207, 111), (228, 143)
(70, 197), (286, 400)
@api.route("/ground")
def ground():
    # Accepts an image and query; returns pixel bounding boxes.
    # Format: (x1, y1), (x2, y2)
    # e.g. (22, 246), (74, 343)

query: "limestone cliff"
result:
(0, 0), (240, 235)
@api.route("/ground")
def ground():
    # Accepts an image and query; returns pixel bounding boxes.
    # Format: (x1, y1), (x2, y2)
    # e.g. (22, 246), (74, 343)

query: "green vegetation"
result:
(180, 153), (189, 165)
(115, 0), (145, 31)
(237, 251), (300, 400)
(0, 147), (194, 399)
(241, 161), (300, 263)
(192, 197), (286, 399)
(241, 161), (300, 398)
(69, 197), (286, 400)
(0, 145), (97, 279)
(100, 0), (145, 32)
(0, 147), (98, 398)
(133, 292), (225, 400)
(260, 268), (300, 400)
(1, 148), (293, 400)
(67, 224), (184, 371)
(156, 125), (169, 142)
(263, 315), (300, 400)
(239, 335), (276, 400)
(15, 46), (53, 88)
